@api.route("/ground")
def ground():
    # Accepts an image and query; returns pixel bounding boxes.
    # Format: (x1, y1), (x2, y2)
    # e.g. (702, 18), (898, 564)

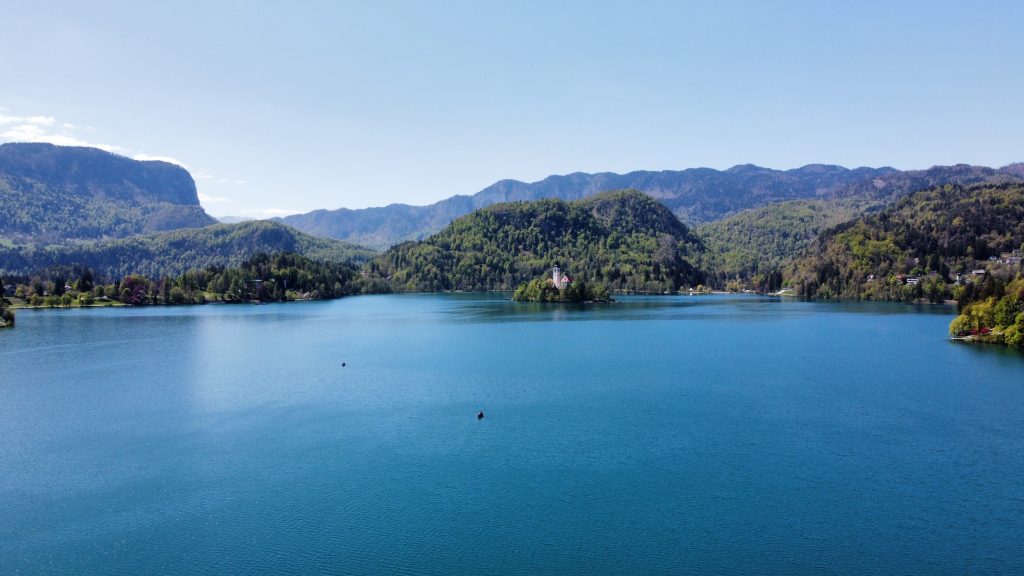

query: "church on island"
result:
(549, 265), (573, 290)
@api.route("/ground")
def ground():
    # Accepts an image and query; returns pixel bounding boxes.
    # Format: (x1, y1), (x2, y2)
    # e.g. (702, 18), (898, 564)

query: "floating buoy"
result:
(341, 362), (346, 367)
(477, 411), (484, 420)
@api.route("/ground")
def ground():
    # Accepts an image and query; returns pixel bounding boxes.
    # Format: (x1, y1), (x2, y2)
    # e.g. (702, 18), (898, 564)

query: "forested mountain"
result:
(697, 198), (875, 288)
(280, 165), (891, 249)
(696, 165), (1023, 288)
(0, 220), (375, 279)
(0, 144), (375, 280)
(363, 189), (705, 293)
(3, 141), (1021, 305)
(279, 163), (1022, 249)
(0, 143), (216, 242)
(473, 164), (892, 222)
(786, 183), (1024, 301)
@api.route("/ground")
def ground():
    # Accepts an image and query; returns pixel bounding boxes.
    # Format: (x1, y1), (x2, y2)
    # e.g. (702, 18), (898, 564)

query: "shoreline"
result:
(6, 289), (961, 311)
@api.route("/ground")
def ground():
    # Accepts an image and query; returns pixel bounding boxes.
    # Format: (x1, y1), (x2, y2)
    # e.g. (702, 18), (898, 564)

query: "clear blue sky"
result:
(1, 1), (1021, 217)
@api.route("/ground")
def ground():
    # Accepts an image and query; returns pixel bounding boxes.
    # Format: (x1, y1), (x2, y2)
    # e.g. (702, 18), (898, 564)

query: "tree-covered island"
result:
(512, 264), (612, 303)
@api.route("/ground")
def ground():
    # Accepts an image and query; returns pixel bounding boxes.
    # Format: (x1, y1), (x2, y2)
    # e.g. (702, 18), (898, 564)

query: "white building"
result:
(551, 265), (572, 290)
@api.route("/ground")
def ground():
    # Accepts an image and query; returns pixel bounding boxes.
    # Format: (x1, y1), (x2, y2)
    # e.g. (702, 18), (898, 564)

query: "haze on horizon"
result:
(1, 1), (1021, 218)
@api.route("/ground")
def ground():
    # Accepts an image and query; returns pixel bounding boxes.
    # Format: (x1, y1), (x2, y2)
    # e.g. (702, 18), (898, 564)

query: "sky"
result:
(1, 1), (1022, 218)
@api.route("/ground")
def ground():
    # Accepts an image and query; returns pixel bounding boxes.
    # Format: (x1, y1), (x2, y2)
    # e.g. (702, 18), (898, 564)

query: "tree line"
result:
(5, 252), (359, 309)
(0, 276), (12, 327)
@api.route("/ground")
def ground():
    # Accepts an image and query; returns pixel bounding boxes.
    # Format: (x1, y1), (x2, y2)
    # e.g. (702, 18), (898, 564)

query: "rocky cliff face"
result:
(0, 142), (216, 242)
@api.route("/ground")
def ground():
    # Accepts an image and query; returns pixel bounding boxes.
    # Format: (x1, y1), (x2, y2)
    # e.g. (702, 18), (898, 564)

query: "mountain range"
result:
(277, 163), (1023, 249)
(2, 142), (1022, 294)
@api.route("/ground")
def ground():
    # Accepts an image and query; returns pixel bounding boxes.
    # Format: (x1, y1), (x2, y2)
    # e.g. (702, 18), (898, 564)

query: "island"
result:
(512, 265), (613, 303)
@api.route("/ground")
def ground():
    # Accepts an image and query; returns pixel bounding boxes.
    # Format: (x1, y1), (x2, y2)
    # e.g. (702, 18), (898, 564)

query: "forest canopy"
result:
(364, 190), (706, 294)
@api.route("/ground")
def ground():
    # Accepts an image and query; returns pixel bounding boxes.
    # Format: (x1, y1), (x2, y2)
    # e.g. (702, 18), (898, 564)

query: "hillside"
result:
(279, 163), (1021, 249)
(696, 165), (1023, 289)
(363, 189), (704, 293)
(0, 143), (216, 242)
(277, 196), (476, 250)
(697, 198), (878, 289)
(786, 183), (1024, 301)
(0, 220), (376, 279)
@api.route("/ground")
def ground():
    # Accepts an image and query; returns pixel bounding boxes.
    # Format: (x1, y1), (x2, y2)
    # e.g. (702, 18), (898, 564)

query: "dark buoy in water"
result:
(341, 362), (346, 367)
(477, 411), (484, 420)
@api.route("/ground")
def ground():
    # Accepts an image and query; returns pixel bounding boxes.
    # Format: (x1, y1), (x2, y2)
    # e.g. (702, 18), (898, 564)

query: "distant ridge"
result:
(278, 163), (1020, 249)
(217, 215), (256, 224)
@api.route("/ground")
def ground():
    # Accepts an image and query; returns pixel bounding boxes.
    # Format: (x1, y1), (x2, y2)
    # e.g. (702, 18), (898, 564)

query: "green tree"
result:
(78, 269), (94, 292)
(0, 276), (11, 327)
(169, 286), (186, 304)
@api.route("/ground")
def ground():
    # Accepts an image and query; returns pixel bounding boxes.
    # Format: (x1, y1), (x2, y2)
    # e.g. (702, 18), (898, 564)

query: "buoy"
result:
(341, 362), (346, 367)
(477, 411), (484, 420)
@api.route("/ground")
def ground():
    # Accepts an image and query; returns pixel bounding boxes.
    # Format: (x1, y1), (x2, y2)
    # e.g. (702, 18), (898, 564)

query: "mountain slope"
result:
(0, 142), (216, 242)
(0, 220), (376, 279)
(364, 189), (704, 293)
(279, 163), (1020, 249)
(695, 165), (1023, 287)
(697, 198), (875, 288)
(276, 196), (476, 249)
(786, 182), (1024, 301)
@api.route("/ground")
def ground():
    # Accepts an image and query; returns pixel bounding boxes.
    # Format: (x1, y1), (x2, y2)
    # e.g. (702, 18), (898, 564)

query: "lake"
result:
(1, 294), (1022, 575)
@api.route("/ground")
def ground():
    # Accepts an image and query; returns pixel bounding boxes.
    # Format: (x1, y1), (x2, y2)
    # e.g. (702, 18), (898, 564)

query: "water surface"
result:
(1, 295), (1022, 574)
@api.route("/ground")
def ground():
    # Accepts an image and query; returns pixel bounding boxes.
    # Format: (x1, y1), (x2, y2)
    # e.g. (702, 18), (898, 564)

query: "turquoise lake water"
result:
(1, 294), (1022, 574)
